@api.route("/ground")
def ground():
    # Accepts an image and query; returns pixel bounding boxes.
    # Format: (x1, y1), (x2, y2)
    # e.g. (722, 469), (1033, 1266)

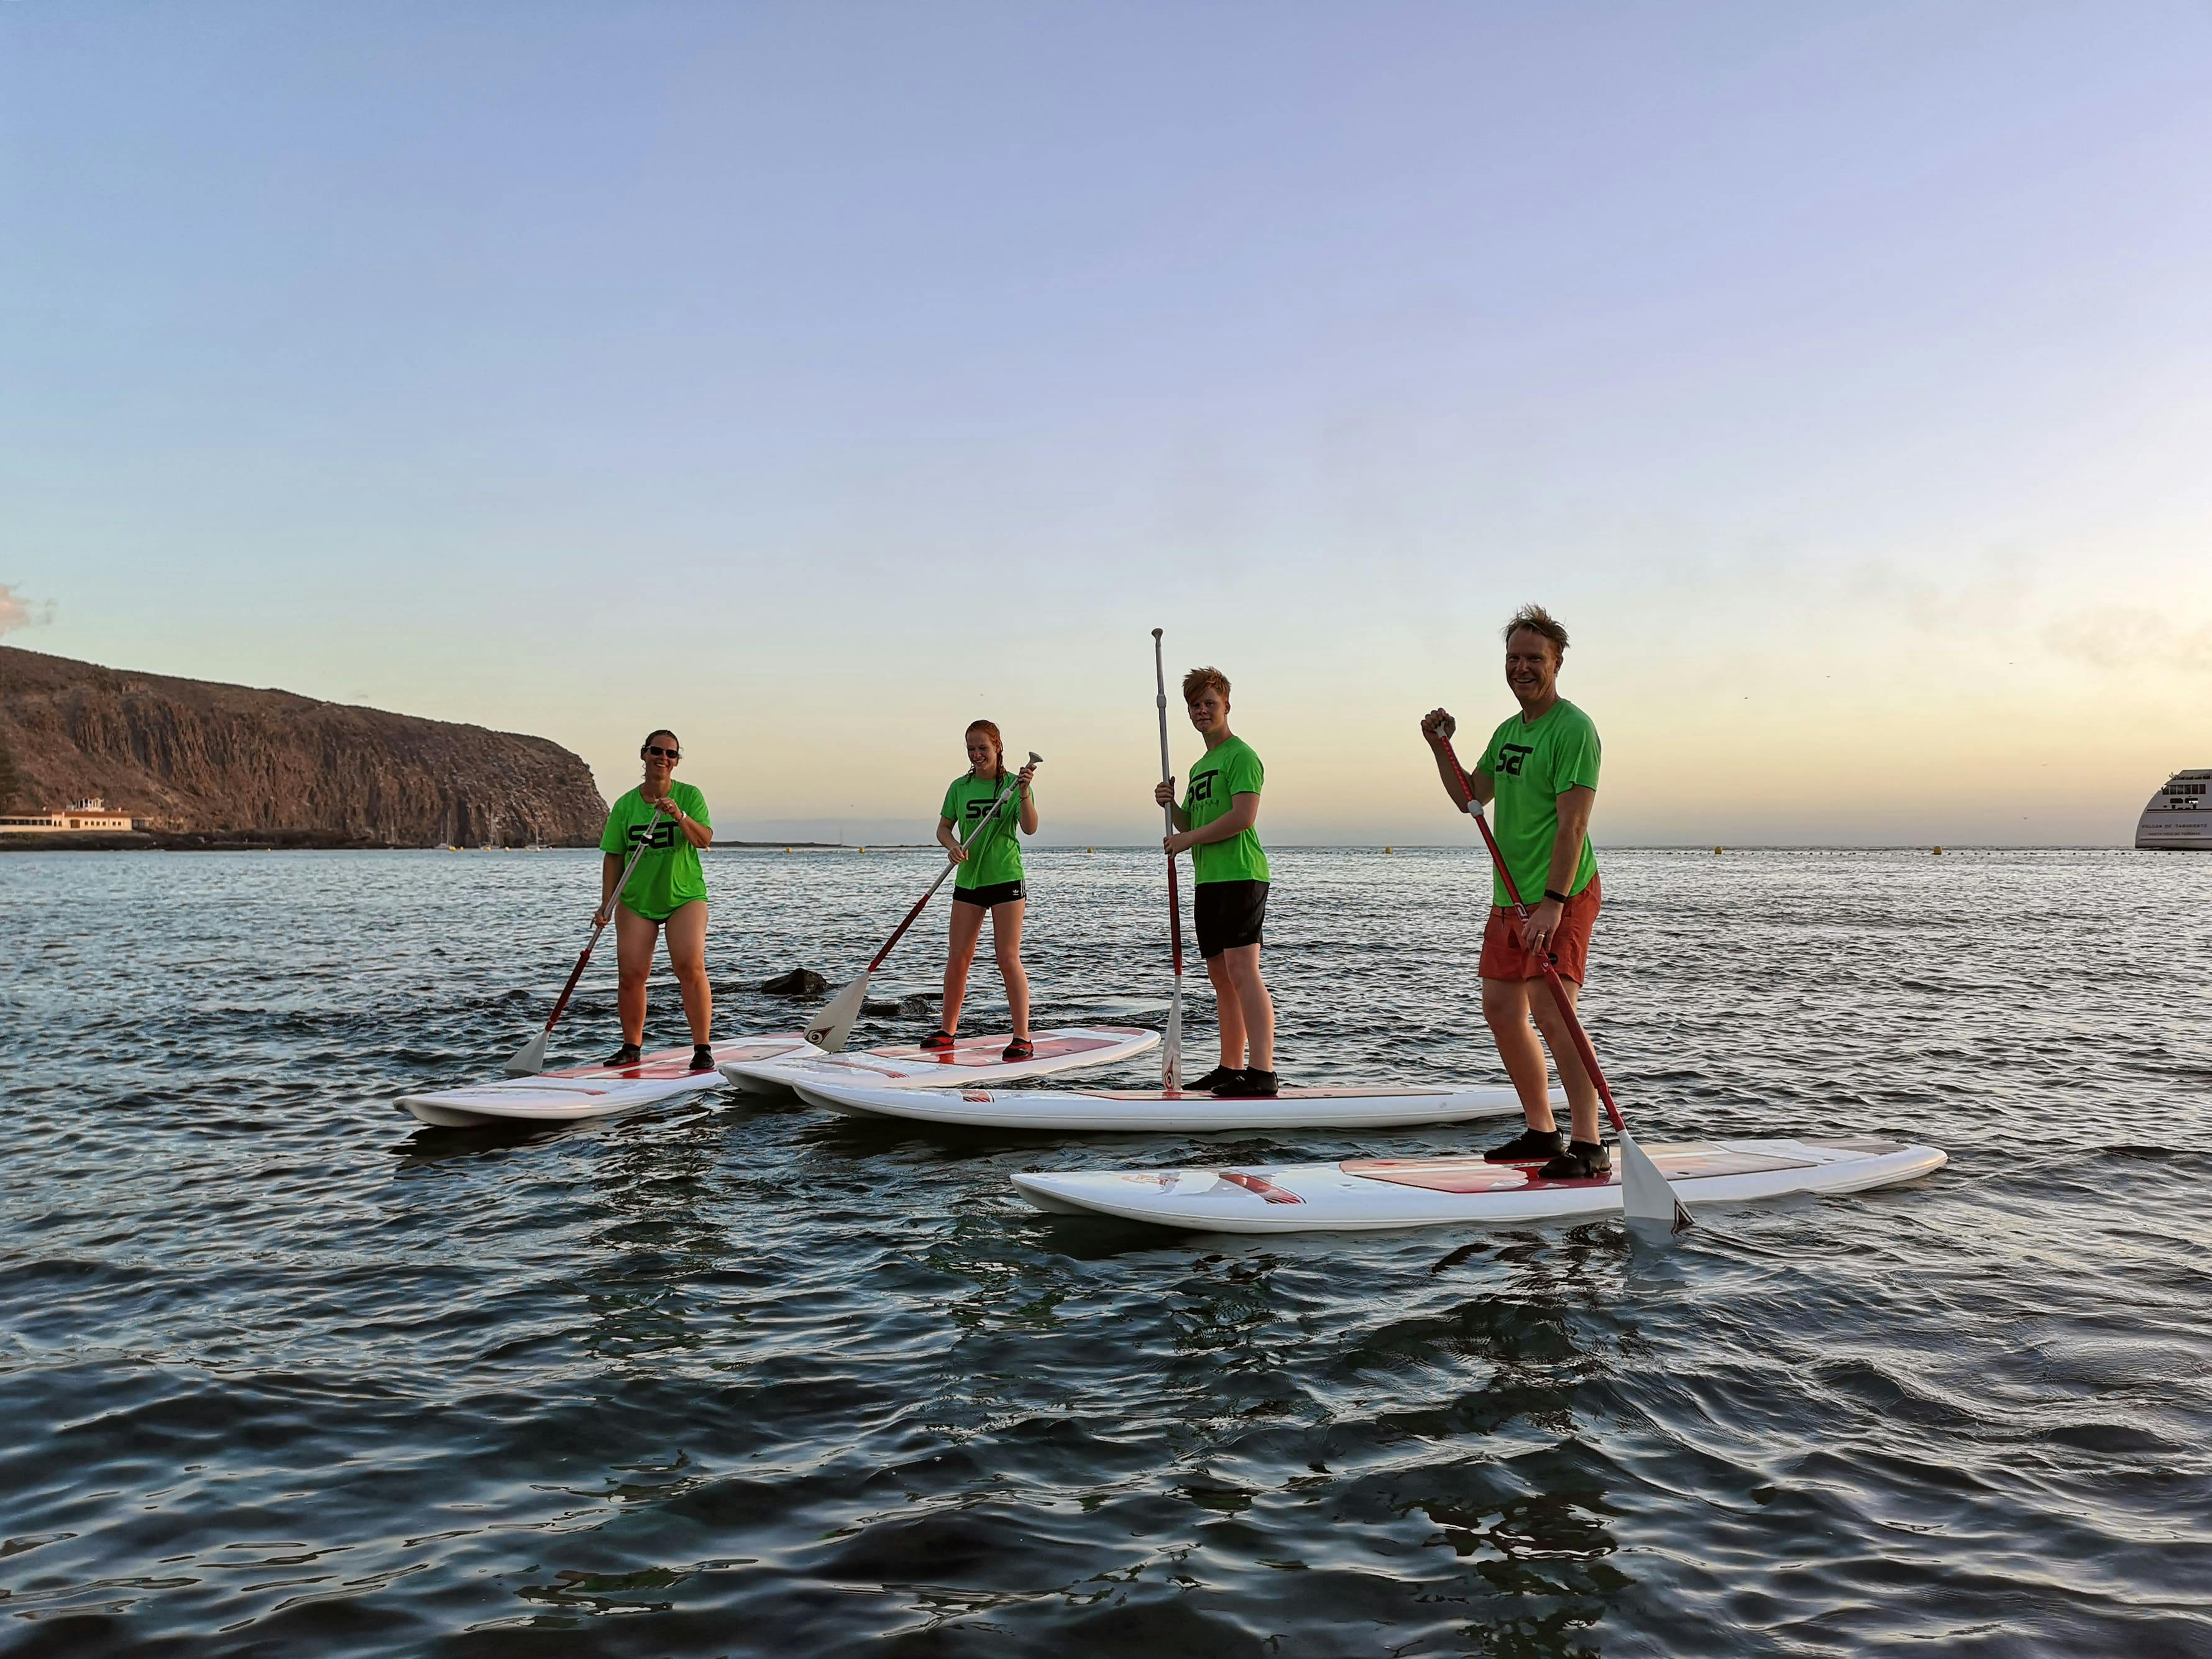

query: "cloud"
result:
(2042, 605), (2212, 678)
(0, 584), (55, 638)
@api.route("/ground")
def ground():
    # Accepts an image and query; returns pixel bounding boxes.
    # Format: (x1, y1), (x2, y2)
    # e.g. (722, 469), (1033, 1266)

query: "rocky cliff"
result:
(0, 646), (607, 847)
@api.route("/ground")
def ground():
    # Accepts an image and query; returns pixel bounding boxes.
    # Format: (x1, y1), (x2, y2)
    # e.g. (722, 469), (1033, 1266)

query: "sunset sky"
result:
(5, 3), (2208, 845)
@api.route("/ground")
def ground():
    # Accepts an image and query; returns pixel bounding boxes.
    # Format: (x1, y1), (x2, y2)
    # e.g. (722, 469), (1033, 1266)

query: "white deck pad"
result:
(720, 1026), (1160, 1097)
(791, 1075), (1532, 1131)
(1011, 1137), (1947, 1233)
(398, 1035), (815, 1126)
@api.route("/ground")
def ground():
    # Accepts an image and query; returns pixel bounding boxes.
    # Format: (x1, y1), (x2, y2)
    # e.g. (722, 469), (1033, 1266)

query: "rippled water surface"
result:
(5, 845), (2210, 1656)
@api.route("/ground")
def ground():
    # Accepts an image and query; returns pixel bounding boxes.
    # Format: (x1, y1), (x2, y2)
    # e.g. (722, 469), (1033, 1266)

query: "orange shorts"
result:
(1479, 873), (1600, 986)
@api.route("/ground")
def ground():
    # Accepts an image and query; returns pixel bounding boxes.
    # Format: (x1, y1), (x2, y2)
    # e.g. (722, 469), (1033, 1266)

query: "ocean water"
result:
(4, 845), (2209, 1657)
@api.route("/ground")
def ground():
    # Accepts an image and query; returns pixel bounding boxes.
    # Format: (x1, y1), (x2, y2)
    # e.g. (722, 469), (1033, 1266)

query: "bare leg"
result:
(661, 901), (712, 1046)
(1214, 944), (1274, 1070)
(989, 899), (1030, 1039)
(613, 905), (660, 1047)
(1481, 977), (1557, 1133)
(942, 901), (986, 1035)
(1526, 977), (1600, 1144)
(1204, 953), (1246, 1068)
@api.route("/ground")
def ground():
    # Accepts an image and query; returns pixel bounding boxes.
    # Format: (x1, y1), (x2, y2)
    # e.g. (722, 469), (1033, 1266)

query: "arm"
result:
(1520, 786), (1596, 953)
(669, 802), (712, 850)
(1152, 778), (1191, 831)
(1421, 709), (1493, 808)
(937, 814), (965, 864)
(1168, 792), (1259, 855)
(597, 853), (623, 924)
(1017, 762), (1040, 835)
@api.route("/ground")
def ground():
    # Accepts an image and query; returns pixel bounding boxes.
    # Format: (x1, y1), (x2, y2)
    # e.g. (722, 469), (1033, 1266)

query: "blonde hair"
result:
(1502, 605), (1568, 661)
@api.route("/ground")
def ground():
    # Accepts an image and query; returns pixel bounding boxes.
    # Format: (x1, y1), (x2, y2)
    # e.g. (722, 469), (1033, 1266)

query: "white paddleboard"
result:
(722, 1026), (1159, 1097)
(791, 1075), (1537, 1131)
(1011, 1137), (1947, 1233)
(398, 1035), (816, 1127)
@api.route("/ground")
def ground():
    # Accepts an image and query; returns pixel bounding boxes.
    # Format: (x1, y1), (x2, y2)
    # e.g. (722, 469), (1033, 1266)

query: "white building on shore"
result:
(0, 798), (138, 834)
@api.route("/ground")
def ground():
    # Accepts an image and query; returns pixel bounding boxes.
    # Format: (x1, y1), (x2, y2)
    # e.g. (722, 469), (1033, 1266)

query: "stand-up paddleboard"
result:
(791, 1074), (1538, 1131)
(1011, 1137), (1946, 1233)
(722, 1026), (1159, 1098)
(399, 1035), (815, 1127)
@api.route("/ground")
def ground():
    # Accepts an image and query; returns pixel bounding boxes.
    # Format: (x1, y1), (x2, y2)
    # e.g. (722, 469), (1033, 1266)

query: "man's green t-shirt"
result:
(1477, 699), (1600, 908)
(600, 783), (711, 920)
(1183, 735), (1270, 885)
(940, 772), (1027, 889)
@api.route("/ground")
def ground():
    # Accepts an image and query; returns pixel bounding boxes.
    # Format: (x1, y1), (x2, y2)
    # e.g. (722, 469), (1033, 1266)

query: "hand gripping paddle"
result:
(1435, 735), (1692, 1238)
(805, 754), (1041, 1053)
(504, 804), (666, 1075)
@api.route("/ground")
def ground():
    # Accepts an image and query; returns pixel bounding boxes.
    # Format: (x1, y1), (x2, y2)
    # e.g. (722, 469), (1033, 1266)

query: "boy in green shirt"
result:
(1154, 666), (1278, 1096)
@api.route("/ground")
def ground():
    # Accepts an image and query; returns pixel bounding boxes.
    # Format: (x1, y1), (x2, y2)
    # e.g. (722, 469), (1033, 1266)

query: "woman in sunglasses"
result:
(596, 728), (715, 1069)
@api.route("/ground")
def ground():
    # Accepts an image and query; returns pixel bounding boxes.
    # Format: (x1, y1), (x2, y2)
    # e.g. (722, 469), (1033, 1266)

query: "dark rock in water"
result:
(862, 995), (938, 1018)
(760, 968), (827, 996)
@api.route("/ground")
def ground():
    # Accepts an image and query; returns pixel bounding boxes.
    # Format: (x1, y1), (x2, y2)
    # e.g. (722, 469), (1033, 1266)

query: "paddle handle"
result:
(865, 758), (1037, 973)
(1435, 738), (1627, 1139)
(541, 805), (665, 1037)
(1152, 630), (1184, 978)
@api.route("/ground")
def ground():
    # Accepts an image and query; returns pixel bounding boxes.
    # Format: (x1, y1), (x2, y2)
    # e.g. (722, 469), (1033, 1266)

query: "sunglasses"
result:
(643, 745), (681, 760)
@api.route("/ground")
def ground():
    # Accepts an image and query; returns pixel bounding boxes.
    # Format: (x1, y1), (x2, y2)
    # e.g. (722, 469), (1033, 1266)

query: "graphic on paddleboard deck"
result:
(1011, 1138), (1948, 1233)
(400, 1037), (813, 1127)
(791, 1073), (1543, 1131)
(719, 1026), (1159, 1096)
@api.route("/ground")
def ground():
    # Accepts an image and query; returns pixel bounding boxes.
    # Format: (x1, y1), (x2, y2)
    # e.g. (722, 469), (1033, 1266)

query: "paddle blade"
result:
(1618, 1126), (1694, 1239)
(805, 974), (870, 1054)
(502, 1029), (549, 1076)
(1162, 981), (1183, 1090)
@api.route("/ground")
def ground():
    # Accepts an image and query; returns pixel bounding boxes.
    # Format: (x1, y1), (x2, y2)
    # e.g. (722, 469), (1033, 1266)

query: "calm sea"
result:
(4, 846), (2209, 1657)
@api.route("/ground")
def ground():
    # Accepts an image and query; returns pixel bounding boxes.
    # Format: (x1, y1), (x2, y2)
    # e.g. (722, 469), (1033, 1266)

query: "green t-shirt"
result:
(940, 771), (1027, 889)
(1183, 734), (1270, 885)
(599, 783), (711, 920)
(1476, 698), (1600, 908)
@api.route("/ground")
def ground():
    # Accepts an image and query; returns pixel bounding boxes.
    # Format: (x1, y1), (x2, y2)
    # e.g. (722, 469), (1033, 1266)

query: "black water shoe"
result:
(1483, 1126), (1569, 1165)
(1216, 1068), (1279, 1098)
(1002, 1037), (1035, 1062)
(919, 1029), (957, 1052)
(603, 1043), (643, 1067)
(1183, 1065), (1242, 1093)
(1537, 1141), (1613, 1181)
(689, 1044), (715, 1072)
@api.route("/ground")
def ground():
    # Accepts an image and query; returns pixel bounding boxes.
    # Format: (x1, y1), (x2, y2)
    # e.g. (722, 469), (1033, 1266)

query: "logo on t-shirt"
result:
(1497, 743), (1533, 778)
(1190, 769), (1218, 803)
(626, 821), (679, 850)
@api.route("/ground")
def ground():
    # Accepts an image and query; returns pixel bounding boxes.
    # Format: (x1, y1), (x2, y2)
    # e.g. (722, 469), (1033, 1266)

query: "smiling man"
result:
(1421, 605), (1607, 1179)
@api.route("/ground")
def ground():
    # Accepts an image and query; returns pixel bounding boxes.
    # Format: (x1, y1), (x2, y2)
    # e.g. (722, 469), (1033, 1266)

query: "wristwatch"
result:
(1543, 888), (1571, 906)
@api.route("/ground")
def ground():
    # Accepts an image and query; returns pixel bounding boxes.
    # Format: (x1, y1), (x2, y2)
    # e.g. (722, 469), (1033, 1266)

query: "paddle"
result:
(804, 753), (1042, 1053)
(1434, 735), (1692, 1237)
(1151, 628), (1184, 1090)
(503, 805), (666, 1075)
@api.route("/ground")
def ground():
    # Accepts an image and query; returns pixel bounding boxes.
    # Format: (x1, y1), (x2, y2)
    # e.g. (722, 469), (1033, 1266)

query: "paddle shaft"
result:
(863, 763), (1032, 973)
(538, 806), (666, 1038)
(1151, 633), (1185, 981)
(1436, 738), (1628, 1139)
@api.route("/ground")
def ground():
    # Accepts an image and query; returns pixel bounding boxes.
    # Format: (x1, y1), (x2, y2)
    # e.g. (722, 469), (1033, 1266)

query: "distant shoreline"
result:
(1, 835), (2144, 855)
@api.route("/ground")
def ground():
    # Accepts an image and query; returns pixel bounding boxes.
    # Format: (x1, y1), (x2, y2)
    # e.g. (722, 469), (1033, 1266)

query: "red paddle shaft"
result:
(1436, 736), (1628, 1139)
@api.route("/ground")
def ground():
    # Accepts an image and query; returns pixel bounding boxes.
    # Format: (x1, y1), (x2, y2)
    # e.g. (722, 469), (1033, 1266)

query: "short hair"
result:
(1502, 604), (1568, 661)
(1182, 666), (1231, 704)
(964, 719), (1005, 771)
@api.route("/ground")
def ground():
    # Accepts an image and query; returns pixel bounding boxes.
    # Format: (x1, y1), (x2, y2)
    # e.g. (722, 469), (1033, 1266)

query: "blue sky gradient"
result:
(5, 3), (2209, 842)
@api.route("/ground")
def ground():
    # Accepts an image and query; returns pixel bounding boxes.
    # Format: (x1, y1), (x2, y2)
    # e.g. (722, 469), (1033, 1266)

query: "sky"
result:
(4, 2), (2209, 845)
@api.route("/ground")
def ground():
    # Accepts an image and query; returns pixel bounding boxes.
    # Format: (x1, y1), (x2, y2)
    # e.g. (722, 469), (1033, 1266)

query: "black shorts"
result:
(1195, 880), (1268, 958)
(953, 878), (1026, 909)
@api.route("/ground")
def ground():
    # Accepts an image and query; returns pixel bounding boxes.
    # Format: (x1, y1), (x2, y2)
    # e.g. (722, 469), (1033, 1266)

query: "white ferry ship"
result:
(2136, 770), (2212, 850)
